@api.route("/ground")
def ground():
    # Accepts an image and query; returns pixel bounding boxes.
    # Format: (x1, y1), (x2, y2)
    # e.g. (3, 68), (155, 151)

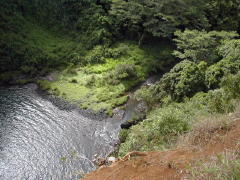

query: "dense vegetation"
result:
(1, 0), (239, 77)
(119, 32), (240, 155)
(1, 0), (240, 163)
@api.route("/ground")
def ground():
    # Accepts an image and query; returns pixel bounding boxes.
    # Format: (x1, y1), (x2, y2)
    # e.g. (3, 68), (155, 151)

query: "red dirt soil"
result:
(83, 119), (240, 180)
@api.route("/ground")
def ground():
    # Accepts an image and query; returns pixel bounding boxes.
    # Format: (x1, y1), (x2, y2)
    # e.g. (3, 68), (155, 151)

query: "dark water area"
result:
(0, 84), (123, 180)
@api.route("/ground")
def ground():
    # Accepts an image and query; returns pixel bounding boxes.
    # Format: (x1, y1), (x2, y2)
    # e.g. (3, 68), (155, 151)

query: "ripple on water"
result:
(0, 86), (121, 180)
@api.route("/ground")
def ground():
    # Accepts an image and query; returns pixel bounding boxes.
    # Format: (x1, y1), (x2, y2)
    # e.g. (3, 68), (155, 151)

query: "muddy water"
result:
(0, 84), (123, 180)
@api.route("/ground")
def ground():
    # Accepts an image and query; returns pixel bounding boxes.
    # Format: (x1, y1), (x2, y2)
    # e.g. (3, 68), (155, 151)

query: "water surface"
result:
(0, 84), (122, 180)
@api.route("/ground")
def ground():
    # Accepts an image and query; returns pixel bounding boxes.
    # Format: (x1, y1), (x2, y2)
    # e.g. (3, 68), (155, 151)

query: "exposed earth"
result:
(83, 115), (240, 180)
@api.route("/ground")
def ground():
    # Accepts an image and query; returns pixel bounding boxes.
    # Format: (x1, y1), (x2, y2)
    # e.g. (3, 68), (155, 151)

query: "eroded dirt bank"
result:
(83, 117), (240, 180)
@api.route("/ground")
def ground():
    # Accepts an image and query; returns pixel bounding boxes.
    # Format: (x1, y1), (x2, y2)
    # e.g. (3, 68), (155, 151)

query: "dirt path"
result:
(83, 119), (240, 180)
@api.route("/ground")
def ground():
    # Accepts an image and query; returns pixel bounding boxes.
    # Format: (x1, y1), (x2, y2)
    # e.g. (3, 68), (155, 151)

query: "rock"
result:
(107, 157), (117, 163)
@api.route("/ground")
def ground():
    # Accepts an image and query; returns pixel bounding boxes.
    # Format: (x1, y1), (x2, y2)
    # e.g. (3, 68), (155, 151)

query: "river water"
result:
(0, 84), (123, 180)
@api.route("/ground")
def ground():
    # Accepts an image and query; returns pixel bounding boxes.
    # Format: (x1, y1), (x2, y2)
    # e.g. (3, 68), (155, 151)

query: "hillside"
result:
(83, 108), (240, 180)
(1, 0), (240, 179)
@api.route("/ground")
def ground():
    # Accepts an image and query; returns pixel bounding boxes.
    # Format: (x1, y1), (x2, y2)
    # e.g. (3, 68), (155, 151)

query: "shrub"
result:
(134, 86), (157, 106)
(85, 45), (106, 64)
(68, 53), (86, 65)
(119, 129), (129, 143)
(153, 60), (206, 102)
(105, 44), (128, 58)
(66, 68), (78, 75)
(205, 89), (235, 114)
(85, 75), (97, 87)
(106, 64), (137, 85)
(221, 72), (240, 99)
(115, 64), (136, 79)
(16, 79), (33, 85)
(52, 88), (60, 96)
(0, 72), (19, 84)
(118, 105), (190, 156)
(205, 58), (240, 89)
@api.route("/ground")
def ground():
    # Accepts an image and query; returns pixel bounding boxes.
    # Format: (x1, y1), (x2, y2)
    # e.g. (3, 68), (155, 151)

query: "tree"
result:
(205, 0), (240, 32)
(218, 39), (240, 60)
(110, 0), (210, 45)
(153, 60), (206, 101)
(173, 29), (238, 63)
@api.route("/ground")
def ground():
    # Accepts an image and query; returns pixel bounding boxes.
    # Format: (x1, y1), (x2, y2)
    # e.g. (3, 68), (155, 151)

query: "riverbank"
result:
(83, 106), (240, 180)
(36, 41), (174, 116)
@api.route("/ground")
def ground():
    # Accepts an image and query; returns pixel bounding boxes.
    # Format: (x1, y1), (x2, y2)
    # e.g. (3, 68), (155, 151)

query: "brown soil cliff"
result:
(83, 118), (240, 180)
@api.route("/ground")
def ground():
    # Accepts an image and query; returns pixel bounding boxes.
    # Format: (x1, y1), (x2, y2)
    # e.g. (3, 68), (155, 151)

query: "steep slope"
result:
(83, 114), (240, 180)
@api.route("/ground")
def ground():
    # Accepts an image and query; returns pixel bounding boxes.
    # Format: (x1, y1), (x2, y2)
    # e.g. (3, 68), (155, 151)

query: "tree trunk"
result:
(138, 32), (145, 47)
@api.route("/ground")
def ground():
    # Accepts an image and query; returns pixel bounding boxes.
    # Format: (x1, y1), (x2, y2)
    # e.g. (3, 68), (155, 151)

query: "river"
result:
(0, 84), (124, 180)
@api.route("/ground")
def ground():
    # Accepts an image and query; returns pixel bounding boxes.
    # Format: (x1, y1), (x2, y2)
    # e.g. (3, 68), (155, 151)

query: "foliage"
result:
(106, 64), (137, 85)
(204, 89), (235, 114)
(218, 39), (240, 60)
(119, 83), (238, 156)
(118, 129), (129, 143)
(173, 29), (238, 63)
(205, 58), (240, 89)
(205, 0), (240, 32)
(134, 86), (157, 106)
(85, 45), (107, 64)
(110, 0), (209, 44)
(118, 104), (191, 156)
(221, 72), (240, 99)
(45, 42), (168, 113)
(153, 60), (206, 102)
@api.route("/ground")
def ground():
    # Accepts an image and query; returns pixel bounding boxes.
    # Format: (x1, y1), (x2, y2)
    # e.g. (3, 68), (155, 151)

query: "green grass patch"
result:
(42, 41), (174, 114)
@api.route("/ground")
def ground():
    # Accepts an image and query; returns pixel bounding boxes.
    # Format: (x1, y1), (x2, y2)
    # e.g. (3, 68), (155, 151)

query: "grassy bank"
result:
(38, 41), (174, 115)
(118, 70), (240, 156)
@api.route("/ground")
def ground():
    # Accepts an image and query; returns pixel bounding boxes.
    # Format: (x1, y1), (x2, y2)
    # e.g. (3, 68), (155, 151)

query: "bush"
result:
(205, 58), (240, 89)
(106, 64), (137, 85)
(134, 86), (157, 106)
(0, 72), (19, 84)
(153, 60), (206, 102)
(119, 129), (129, 143)
(66, 68), (78, 75)
(189, 89), (235, 114)
(205, 89), (235, 114)
(221, 72), (240, 99)
(105, 44), (128, 58)
(118, 105), (190, 156)
(85, 75), (97, 87)
(85, 45), (106, 64)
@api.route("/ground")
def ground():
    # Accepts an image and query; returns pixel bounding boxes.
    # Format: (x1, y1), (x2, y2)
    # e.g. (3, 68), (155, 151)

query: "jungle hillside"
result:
(1, 0), (240, 178)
